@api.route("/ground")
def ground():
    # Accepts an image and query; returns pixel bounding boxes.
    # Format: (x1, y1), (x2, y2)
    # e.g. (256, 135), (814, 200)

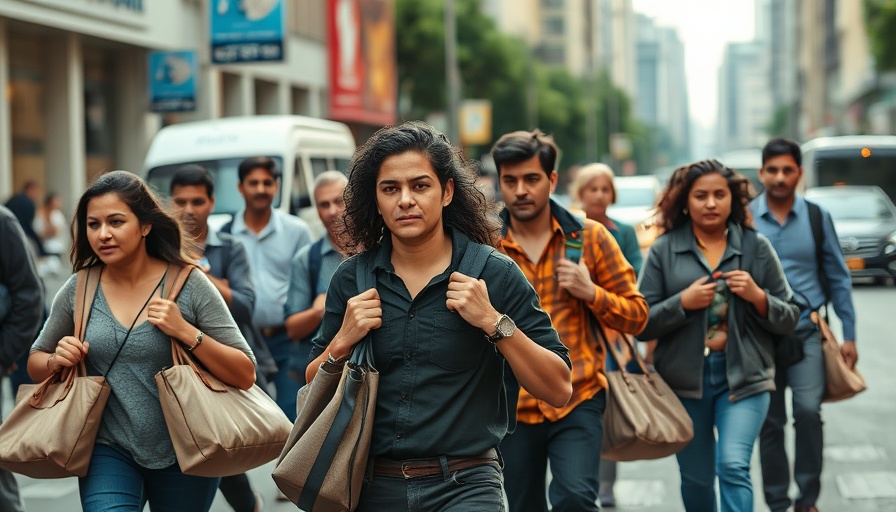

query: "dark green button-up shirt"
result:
(311, 229), (569, 459)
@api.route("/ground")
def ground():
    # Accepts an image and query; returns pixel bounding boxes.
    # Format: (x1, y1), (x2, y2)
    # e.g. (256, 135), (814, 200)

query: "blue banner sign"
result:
(210, 0), (285, 64)
(148, 51), (197, 112)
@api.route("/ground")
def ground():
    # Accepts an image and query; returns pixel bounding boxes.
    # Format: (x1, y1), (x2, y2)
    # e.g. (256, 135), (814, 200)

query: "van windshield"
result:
(811, 148), (896, 202)
(146, 157), (283, 215)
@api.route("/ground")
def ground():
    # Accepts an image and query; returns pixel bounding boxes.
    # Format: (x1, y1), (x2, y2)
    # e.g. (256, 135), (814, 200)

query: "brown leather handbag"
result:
(599, 325), (694, 462)
(154, 266), (293, 477)
(0, 267), (110, 478)
(813, 312), (866, 403)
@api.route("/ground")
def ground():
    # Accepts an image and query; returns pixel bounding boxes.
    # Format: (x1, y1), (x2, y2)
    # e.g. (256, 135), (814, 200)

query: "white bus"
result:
(801, 135), (896, 201)
(142, 115), (357, 235)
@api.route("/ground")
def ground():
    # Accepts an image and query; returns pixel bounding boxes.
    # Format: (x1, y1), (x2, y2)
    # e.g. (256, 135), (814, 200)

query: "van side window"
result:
(311, 157), (328, 178)
(291, 158), (311, 214)
(334, 158), (351, 173)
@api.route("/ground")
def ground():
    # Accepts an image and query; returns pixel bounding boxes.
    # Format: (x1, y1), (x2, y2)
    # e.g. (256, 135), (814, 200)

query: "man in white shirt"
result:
(222, 156), (312, 420)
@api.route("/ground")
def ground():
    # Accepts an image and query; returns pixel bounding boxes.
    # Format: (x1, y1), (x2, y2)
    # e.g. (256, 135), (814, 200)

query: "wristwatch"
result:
(485, 314), (516, 344)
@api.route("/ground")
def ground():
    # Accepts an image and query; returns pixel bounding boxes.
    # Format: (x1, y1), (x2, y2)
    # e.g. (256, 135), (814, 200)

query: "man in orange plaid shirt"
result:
(493, 130), (648, 512)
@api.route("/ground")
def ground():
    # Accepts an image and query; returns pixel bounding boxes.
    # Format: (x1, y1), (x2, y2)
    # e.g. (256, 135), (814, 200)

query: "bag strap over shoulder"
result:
(457, 243), (495, 278)
(73, 266), (103, 341)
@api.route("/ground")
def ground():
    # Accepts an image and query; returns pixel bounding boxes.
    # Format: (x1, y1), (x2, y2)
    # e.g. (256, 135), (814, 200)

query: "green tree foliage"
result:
(866, 0), (896, 71)
(395, 0), (663, 173)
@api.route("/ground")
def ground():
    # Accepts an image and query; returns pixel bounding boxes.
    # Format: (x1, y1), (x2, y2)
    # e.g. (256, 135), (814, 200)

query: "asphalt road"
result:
(4, 279), (895, 511)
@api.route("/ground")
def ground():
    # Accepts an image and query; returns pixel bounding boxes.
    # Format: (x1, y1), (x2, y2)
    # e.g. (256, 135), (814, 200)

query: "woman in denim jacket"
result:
(638, 160), (799, 512)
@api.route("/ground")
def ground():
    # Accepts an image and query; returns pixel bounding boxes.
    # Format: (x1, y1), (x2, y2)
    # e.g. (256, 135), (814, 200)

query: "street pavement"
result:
(4, 276), (895, 511)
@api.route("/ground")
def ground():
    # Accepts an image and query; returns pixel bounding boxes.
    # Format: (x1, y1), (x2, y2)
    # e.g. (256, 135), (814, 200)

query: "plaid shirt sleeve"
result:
(584, 220), (649, 335)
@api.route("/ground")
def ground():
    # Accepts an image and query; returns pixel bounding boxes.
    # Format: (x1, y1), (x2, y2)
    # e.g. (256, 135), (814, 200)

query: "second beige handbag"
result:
(154, 266), (293, 477)
(812, 312), (866, 403)
(599, 327), (694, 462)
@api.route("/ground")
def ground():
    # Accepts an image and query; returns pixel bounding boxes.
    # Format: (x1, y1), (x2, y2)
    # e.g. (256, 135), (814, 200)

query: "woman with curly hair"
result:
(306, 121), (572, 511)
(637, 160), (799, 512)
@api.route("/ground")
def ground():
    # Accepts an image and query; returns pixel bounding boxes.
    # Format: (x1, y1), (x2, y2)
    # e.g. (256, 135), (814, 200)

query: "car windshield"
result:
(808, 191), (894, 221)
(146, 156), (283, 215)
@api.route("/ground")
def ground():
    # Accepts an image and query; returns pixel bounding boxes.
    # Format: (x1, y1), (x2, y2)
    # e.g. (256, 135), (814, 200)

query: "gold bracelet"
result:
(187, 331), (204, 352)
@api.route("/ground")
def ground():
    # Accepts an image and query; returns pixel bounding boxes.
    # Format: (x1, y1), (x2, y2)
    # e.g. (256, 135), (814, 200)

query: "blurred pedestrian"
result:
(492, 130), (648, 512)
(28, 170), (256, 512)
(221, 156), (312, 422)
(305, 121), (572, 511)
(754, 138), (858, 512)
(5, 180), (45, 256)
(170, 165), (271, 512)
(570, 163), (644, 507)
(33, 192), (69, 277)
(284, 171), (348, 385)
(638, 160), (799, 512)
(0, 204), (44, 512)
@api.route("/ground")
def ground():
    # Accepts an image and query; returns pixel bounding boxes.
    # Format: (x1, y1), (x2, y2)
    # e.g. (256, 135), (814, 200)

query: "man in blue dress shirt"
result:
(751, 138), (857, 512)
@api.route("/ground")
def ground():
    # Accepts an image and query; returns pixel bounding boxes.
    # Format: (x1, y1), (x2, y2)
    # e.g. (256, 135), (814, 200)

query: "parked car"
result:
(805, 185), (896, 284)
(608, 175), (662, 249)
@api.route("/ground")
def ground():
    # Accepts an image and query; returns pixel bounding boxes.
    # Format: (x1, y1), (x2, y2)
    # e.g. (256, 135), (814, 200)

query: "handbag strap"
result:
(350, 253), (376, 368)
(105, 267), (169, 375)
(160, 265), (228, 392)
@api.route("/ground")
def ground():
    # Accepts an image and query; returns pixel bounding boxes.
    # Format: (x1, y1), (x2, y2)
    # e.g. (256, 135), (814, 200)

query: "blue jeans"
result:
(357, 463), (505, 511)
(501, 392), (605, 512)
(79, 444), (220, 512)
(677, 352), (770, 512)
(265, 330), (300, 422)
(760, 325), (825, 511)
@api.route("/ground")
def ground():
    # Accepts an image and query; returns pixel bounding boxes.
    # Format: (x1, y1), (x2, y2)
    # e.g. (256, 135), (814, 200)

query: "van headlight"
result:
(885, 231), (896, 255)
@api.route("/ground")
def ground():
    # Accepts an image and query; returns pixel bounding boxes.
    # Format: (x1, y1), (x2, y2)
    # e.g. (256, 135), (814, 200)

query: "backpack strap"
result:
(307, 238), (325, 294)
(457, 243), (496, 278)
(806, 200), (829, 306)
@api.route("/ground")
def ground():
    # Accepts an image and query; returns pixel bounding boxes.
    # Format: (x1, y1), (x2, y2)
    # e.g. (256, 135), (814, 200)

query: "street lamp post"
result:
(444, 0), (462, 145)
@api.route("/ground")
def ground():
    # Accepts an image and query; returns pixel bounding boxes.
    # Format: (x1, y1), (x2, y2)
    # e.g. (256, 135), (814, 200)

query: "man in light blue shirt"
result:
(284, 171), (348, 385)
(751, 138), (857, 512)
(223, 156), (312, 420)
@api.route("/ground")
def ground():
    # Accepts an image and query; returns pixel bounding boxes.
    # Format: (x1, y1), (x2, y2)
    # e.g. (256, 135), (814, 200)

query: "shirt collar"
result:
(668, 219), (745, 257)
(755, 192), (807, 220)
(205, 227), (223, 247)
(231, 208), (279, 236)
(499, 197), (585, 237)
(369, 226), (471, 274)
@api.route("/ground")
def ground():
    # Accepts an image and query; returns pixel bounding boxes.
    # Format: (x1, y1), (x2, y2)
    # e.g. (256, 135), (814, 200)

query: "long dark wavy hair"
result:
(341, 121), (500, 254)
(654, 159), (753, 233)
(70, 170), (195, 271)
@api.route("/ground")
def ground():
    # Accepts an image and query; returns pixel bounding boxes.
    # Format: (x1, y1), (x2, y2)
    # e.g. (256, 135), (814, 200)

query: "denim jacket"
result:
(638, 222), (799, 402)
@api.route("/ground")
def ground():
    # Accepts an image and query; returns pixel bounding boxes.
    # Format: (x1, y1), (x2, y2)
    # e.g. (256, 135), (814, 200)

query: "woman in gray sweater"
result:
(638, 160), (799, 512)
(28, 171), (256, 512)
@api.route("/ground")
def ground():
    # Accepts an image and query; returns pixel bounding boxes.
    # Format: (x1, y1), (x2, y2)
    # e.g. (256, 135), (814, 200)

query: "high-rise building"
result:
(717, 41), (772, 152)
(635, 14), (689, 162)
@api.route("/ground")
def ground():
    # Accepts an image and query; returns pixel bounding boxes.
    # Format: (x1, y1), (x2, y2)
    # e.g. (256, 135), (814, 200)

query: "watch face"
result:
(496, 315), (515, 337)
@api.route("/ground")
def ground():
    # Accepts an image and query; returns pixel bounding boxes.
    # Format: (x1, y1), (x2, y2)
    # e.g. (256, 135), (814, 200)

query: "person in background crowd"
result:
(221, 156), (312, 422)
(638, 160), (799, 512)
(170, 165), (274, 512)
(34, 192), (69, 277)
(0, 204), (44, 512)
(570, 163), (642, 276)
(5, 180), (45, 257)
(284, 171), (348, 385)
(492, 130), (648, 512)
(28, 171), (256, 512)
(569, 162), (644, 507)
(306, 121), (572, 511)
(753, 138), (858, 512)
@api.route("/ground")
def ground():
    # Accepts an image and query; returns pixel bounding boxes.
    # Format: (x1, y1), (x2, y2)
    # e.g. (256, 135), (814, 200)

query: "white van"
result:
(142, 115), (357, 235)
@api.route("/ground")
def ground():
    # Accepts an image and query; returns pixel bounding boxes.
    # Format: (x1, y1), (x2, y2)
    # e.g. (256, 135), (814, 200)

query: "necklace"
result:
(695, 229), (729, 253)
